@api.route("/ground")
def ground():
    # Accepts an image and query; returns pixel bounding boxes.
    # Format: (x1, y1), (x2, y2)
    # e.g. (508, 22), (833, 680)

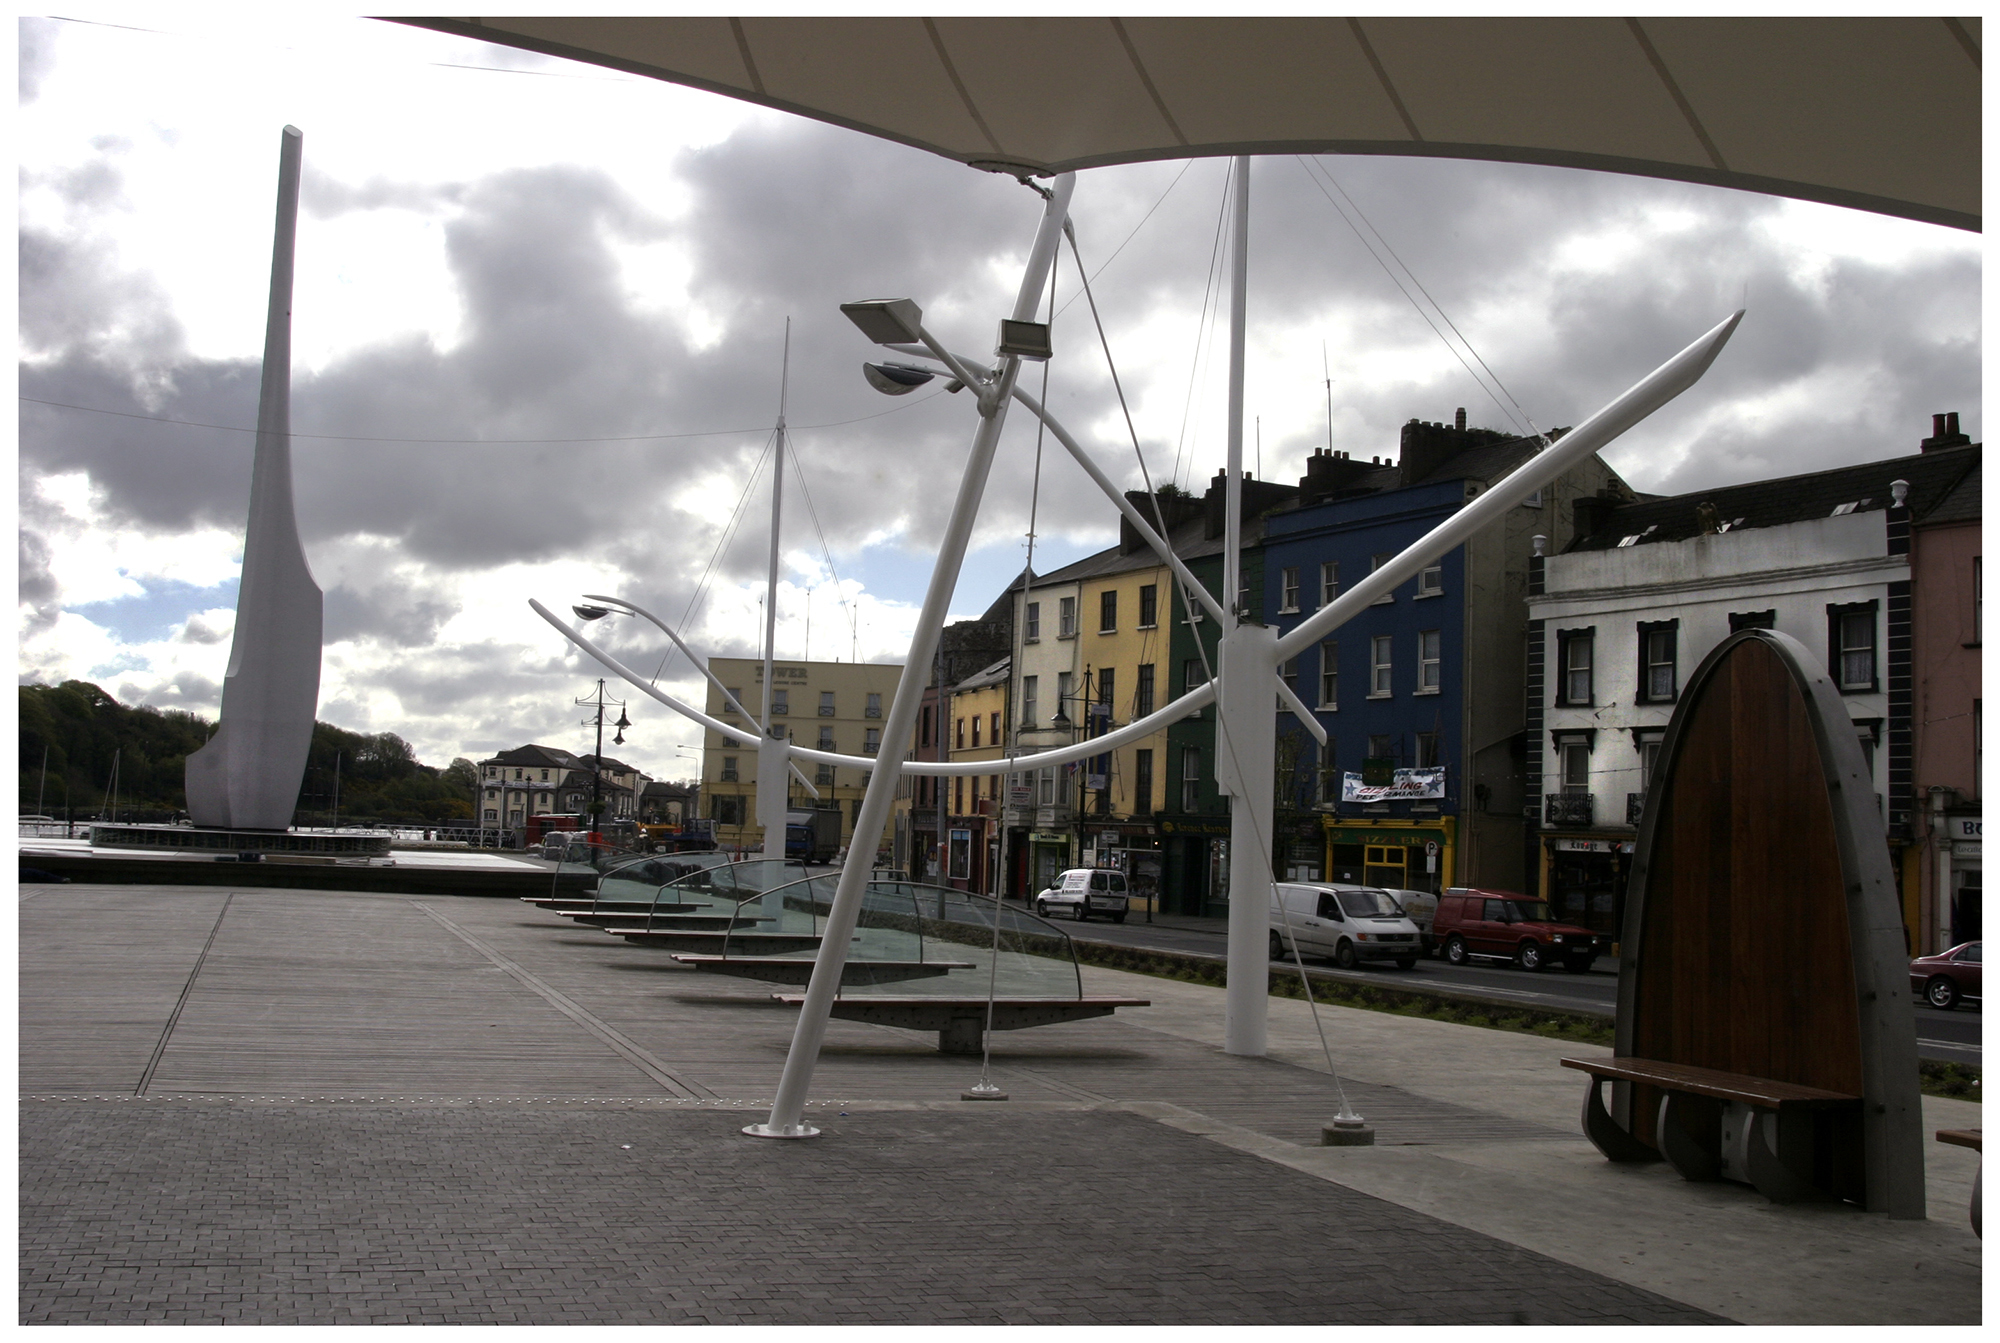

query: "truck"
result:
(785, 808), (843, 864)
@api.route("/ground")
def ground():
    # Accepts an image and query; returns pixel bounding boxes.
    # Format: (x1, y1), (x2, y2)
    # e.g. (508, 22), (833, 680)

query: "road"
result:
(1064, 910), (1980, 1065)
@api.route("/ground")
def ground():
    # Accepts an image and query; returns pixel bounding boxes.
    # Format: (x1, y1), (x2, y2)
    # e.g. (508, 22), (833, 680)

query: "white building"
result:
(1525, 443), (1976, 950)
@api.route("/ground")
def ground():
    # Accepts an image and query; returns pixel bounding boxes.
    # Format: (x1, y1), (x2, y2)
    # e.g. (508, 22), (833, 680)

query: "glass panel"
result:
(1336, 888), (1400, 918)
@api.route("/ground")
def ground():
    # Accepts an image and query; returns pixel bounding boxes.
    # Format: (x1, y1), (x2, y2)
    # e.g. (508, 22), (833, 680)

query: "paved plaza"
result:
(19, 883), (1984, 1325)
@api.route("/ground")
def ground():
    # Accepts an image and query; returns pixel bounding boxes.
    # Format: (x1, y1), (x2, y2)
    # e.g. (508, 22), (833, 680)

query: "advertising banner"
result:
(1341, 766), (1445, 802)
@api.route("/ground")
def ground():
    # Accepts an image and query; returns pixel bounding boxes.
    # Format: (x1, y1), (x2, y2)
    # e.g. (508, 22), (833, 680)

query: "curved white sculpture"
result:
(185, 126), (324, 831)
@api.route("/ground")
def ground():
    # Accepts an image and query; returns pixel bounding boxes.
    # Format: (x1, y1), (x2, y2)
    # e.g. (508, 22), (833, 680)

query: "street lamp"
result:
(576, 679), (630, 849)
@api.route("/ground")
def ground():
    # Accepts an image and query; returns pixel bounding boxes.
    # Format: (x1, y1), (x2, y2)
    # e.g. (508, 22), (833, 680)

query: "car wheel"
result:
(1444, 935), (1469, 966)
(1270, 930), (1286, 960)
(1035, 900), (1049, 919)
(1517, 940), (1547, 972)
(1074, 905), (1088, 922)
(1394, 956), (1417, 970)
(1333, 939), (1358, 970)
(1926, 975), (1960, 1010)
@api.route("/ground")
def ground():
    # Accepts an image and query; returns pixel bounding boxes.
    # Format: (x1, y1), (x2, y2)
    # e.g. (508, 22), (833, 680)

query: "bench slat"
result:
(1936, 1128), (1983, 1152)
(1561, 1056), (1860, 1108)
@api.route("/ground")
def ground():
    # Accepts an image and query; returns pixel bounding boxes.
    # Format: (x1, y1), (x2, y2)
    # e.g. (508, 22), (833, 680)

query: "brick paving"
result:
(20, 1100), (1721, 1326)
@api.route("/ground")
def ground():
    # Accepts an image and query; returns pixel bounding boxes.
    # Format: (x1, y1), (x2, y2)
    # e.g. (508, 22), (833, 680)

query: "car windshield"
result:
(1504, 899), (1557, 922)
(1338, 889), (1401, 919)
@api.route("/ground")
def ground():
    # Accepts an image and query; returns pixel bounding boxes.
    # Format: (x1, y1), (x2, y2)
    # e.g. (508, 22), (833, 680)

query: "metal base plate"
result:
(742, 1123), (820, 1140)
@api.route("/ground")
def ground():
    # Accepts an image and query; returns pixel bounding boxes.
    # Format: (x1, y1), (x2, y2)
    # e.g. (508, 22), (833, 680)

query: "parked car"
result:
(1909, 941), (1982, 1010)
(1269, 883), (1423, 970)
(1035, 868), (1130, 923)
(1387, 888), (1441, 954)
(1430, 887), (1609, 972)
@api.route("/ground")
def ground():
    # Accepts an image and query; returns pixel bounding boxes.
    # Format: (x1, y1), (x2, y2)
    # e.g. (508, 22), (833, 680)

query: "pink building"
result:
(1909, 413), (1981, 952)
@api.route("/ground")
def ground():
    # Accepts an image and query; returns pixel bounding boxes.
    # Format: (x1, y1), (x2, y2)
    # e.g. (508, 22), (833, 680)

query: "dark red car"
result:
(1909, 941), (1982, 1010)
(1430, 887), (1611, 973)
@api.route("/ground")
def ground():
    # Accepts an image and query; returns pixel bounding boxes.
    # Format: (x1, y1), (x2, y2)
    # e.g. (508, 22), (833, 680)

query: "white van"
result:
(1388, 888), (1441, 954)
(1035, 868), (1130, 923)
(1269, 883), (1423, 969)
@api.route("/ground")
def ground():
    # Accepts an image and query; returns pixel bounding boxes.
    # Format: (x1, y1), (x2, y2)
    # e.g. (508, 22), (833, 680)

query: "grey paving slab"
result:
(19, 1101), (1721, 1326)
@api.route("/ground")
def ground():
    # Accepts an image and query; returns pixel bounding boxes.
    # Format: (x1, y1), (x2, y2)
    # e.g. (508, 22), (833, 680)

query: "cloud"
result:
(19, 17), (59, 103)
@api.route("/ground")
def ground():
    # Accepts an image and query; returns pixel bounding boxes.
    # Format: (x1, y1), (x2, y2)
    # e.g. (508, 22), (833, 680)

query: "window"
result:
(1851, 719), (1880, 780)
(1099, 589), (1118, 632)
(1729, 609), (1776, 632)
(955, 717), (965, 749)
(991, 711), (1001, 743)
(1638, 734), (1664, 789)
(1370, 635), (1393, 697)
(1057, 671), (1074, 720)
(920, 704), (934, 747)
(483, 808), (498, 821)
(817, 725), (835, 751)
(1319, 561), (1339, 607)
(1037, 766), (1056, 806)
(1279, 567), (1300, 613)
(1025, 601), (1041, 642)
(1138, 584), (1158, 628)
(955, 777), (965, 814)
(712, 795), (744, 825)
(1367, 734), (1393, 760)
(1317, 741), (1337, 803)
(1416, 731), (1441, 768)
(1417, 629), (1441, 694)
(1022, 675), (1038, 726)
(1638, 620), (1678, 702)
(816, 764), (834, 786)
(817, 690), (834, 717)
(1417, 563), (1443, 597)
(1370, 553), (1395, 604)
(540, 769), (550, 781)
(971, 715), (981, 747)
(1828, 602), (1878, 692)
(1556, 628), (1595, 705)
(1097, 667), (1115, 714)
(1181, 747), (1200, 811)
(1183, 658), (1204, 694)
(1136, 663), (1155, 717)
(721, 756), (739, 782)
(1058, 596), (1077, 637)
(864, 728), (881, 756)
(1318, 641), (1338, 709)
(725, 687), (742, 713)
(866, 692), (882, 718)
(771, 688), (788, 715)
(1558, 738), (1591, 795)
(1134, 749), (1154, 816)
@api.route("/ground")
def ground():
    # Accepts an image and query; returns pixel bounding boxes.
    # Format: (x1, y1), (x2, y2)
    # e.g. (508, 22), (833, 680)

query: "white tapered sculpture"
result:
(185, 126), (324, 830)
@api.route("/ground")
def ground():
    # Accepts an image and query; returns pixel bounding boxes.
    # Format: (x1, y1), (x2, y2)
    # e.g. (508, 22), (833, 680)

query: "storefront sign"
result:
(1342, 767), (1445, 802)
(1953, 842), (1981, 861)
(1159, 818), (1231, 836)
(1951, 816), (1982, 840)
(1552, 837), (1635, 854)
(1322, 823), (1449, 849)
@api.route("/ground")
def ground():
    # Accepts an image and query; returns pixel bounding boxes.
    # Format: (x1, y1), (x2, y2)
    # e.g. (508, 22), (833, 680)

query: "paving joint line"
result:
(409, 900), (716, 1100)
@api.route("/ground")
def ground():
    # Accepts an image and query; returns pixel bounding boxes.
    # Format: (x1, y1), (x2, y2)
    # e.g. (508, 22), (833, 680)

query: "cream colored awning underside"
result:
(402, 17), (1979, 230)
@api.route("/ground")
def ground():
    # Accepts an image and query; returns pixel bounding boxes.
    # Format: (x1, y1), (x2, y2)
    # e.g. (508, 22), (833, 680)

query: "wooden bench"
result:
(670, 954), (974, 987)
(772, 994), (1151, 1055)
(1562, 1056), (1862, 1203)
(1937, 1129), (1982, 1238)
(557, 909), (764, 930)
(613, 929), (830, 956)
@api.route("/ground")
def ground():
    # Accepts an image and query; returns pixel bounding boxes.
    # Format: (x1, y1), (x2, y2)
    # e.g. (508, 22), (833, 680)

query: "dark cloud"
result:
(18, 529), (59, 635)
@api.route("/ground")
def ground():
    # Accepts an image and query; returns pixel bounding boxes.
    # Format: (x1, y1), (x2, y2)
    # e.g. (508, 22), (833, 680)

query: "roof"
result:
(1566, 443), (1980, 553)
(484, 744), (587, 769)
(404, 18), (1977, 230)
(951, 657), (1011, 694)
(1919, 459), (1981, 527)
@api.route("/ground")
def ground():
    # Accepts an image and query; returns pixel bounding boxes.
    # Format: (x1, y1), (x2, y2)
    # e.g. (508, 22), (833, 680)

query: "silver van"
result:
(1268, 883), (1422, 969)
(1387, 888), (1441, 955)
(1036, 868), (1130, 923)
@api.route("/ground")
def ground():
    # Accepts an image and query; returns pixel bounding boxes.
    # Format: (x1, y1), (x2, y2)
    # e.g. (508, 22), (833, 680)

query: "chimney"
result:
(1921, 411), (1972, 452)
(1297, 446), (1375, 505)
(1203, 468), (1301, 539)
(1454, 407), (1466, 432)
(1397, 413), (1510, 489)
(1119, 489), (1204, 554)
(1572, 492), (1618, 540)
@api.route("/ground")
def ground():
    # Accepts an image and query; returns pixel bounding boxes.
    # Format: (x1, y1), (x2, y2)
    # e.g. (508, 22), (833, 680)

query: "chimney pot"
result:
(1933, 413), (1948, 439)
(1455, 407), (1466, 431)
(1947, 412), (1960, 437)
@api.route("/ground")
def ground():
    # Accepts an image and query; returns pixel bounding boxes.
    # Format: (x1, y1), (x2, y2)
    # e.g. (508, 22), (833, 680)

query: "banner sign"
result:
(1341, 766), (1445, 802)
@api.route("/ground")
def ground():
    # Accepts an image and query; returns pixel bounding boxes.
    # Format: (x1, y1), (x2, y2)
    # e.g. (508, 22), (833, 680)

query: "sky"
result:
(17, 13), (1983, 785)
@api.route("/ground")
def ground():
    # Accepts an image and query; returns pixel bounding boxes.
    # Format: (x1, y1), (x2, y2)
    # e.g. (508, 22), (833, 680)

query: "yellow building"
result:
(942, 658), (1010, 893)
(701, 657), (903, 858)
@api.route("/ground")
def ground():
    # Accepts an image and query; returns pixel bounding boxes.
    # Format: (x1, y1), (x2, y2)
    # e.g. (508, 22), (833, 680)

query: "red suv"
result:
(1431, 888), (1610, 973)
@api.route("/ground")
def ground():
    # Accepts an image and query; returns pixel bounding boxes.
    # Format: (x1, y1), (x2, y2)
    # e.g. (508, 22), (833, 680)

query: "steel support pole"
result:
(749, 174), (1074, 1138)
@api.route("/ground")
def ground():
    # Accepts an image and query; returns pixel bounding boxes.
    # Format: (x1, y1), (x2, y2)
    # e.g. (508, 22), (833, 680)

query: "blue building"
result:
(1258, 412), (1633, 893)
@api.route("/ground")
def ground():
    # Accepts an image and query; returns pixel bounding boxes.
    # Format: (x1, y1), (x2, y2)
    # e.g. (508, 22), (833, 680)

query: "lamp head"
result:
(863, 361), (935, 396)
(572, 604), (612, 621)
(840, 298), (925, 345)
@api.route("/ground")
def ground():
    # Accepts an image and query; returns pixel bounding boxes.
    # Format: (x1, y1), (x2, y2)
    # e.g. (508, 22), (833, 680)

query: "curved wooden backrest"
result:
(1617, 629), (1923, 1216)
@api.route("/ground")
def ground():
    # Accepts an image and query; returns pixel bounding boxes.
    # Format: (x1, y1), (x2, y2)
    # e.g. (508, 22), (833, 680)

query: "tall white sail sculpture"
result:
(537, 172), (1741, 1138)
(185, 126), (324, 831)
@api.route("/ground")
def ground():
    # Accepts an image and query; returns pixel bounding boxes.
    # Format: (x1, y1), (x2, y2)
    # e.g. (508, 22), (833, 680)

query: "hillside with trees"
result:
(19, 681), (477, 825)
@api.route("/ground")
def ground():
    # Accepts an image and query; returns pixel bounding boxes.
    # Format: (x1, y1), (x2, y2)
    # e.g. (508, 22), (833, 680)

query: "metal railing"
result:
(1544, 793), (1594, 827)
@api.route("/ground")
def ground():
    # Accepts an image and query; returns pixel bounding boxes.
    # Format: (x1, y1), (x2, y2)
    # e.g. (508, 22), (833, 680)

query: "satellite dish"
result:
(862, 362), (935, 395)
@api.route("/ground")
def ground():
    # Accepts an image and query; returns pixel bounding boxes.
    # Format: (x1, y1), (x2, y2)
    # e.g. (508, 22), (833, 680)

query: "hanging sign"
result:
(1342, 767), (1445, 802)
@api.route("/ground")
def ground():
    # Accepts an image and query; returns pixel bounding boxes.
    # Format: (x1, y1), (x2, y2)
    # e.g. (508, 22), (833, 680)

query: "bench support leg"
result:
(1657, 1091), (1724, 1182)
(1742, 1108), (1828, 1204)
(939, 1017), (984, 1055)
(1581, 1077), (1657, 1163)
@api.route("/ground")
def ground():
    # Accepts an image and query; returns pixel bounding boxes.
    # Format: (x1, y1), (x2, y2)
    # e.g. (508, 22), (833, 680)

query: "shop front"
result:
(1321, 817), (1456, 896)
(1158, 817), (1230, 916)
(1539, 834), (1634, 936)
(1026, 831), (1072, 898)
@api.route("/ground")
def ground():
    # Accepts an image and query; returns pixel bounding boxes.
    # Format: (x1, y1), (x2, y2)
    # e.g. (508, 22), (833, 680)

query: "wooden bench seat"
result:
(670, 954), (974, 987)
(771, 994), (1151, 1055)
(558, 909), (762, 930)
(613, 930), (829, 956)
(1937, 1129), (1982, 1238)
(1561, 1056), (1862, 1202)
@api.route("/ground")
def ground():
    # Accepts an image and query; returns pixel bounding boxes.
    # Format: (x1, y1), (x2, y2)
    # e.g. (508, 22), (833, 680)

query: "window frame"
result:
(1369, 553), (1396, 604)
(1369, 634), (1393, 698)
(1318, 640), (1338, 710)
(1416, 563), (1443, 598)
(1416, 628), (1442, 695)
(1024, 601), (1040, 642)
(1022, 675), (1038, 727)
(1137, 584), (1158, 629)
(1827, 600), (1880, 693)
(1555, 627), (1596, 707)
(1319, 560), (1339, 608)
(1636, 618), (1679, 704)
(1136, 663), (1155, 717)
(1058, 596), (1077, 638)
(1099, 589), (1118, 633)
(1279, 566), (1301, 613)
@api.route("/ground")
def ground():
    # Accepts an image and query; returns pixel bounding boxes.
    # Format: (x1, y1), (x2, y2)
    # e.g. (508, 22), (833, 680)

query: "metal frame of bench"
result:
(1937, 1129), (1982, 1238)
(670, 955), (975, 986)
(771, 994), (1150, 1055)
(1563, 1057), (1862, 1202)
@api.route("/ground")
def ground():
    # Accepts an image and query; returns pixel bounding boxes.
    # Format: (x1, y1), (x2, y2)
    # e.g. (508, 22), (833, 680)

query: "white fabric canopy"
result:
(404, 17), (1979, 230)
